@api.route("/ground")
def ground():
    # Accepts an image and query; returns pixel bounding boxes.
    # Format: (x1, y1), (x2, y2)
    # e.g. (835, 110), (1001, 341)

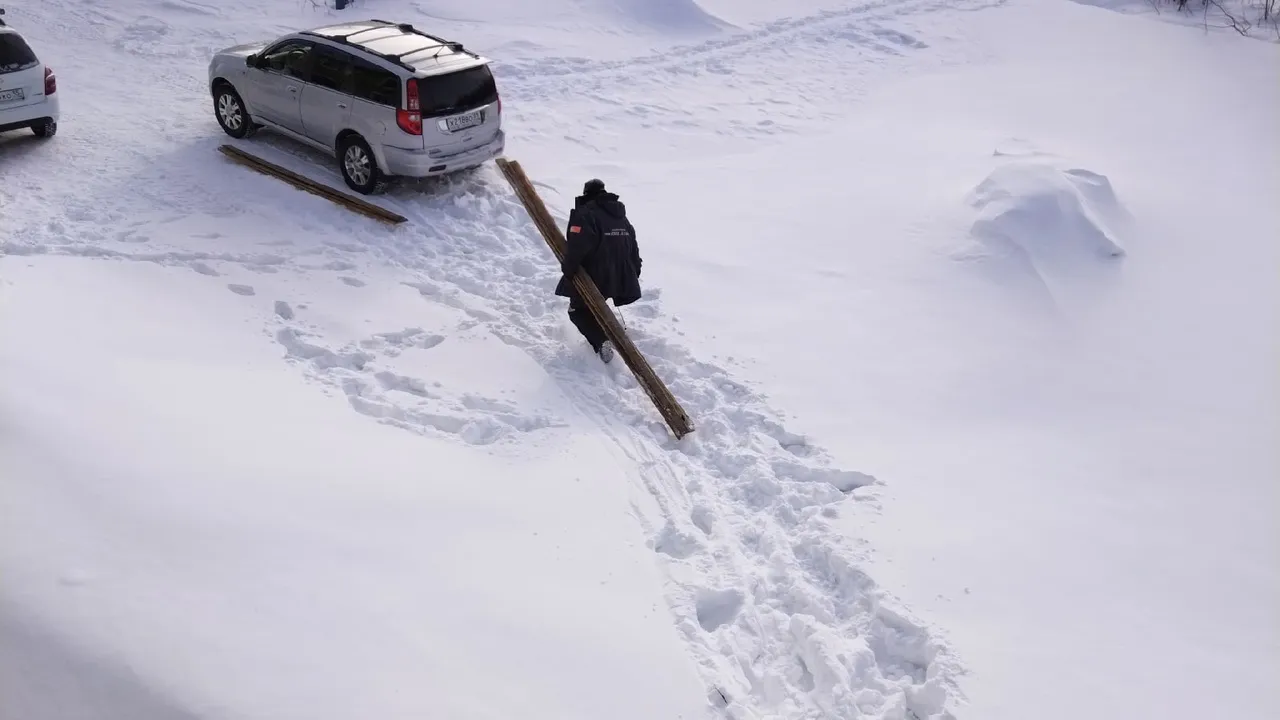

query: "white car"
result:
(0, 11), (58, 139)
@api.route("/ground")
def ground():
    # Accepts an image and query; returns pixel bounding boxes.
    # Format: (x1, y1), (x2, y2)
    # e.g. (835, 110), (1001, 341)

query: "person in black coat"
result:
(555, 178), (642, 363)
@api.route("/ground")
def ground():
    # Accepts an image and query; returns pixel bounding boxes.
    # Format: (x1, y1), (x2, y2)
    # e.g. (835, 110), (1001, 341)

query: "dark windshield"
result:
(0, 33), (38, 74)
(417, 65), (497, 117)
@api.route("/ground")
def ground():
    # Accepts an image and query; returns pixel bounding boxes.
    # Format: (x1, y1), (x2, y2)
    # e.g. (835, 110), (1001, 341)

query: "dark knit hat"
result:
(583, 178), (606, 196)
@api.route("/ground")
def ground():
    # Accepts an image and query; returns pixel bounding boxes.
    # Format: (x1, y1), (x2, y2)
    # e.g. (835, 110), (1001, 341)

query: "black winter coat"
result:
(555, 191), (643, 307)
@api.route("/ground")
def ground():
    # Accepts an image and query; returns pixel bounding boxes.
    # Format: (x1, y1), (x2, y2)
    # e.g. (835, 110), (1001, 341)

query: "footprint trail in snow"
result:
(350, 168), (962, 720)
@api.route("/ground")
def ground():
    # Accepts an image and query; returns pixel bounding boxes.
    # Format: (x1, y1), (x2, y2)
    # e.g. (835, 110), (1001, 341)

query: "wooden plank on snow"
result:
(217, 144), (408, 225)
(496, 157), (694, 440)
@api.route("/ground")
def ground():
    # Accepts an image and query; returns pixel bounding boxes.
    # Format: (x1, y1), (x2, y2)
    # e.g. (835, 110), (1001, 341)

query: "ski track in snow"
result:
(0, 1), (977, 716)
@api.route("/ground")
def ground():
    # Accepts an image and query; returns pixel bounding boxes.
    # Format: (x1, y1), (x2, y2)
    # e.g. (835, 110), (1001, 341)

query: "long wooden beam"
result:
(218, 144), (408, 225)
(496, 158), (694, 440)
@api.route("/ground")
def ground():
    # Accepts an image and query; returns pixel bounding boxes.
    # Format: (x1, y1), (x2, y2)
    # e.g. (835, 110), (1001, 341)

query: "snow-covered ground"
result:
(2, 0), (1276, 719)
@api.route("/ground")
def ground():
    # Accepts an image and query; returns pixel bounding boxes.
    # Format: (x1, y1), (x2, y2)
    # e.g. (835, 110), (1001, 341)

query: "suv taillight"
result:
(397, 78), (422, 136)
(44, 66), (56, 95)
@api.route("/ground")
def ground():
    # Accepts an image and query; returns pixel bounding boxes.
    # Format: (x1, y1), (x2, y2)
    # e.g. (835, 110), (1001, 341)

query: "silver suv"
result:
(208, 19), (504, 195)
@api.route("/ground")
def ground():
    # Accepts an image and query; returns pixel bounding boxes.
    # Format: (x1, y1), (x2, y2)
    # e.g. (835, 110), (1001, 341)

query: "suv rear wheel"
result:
(31, 119), (56, 138)
(338, 134), (387, 195)
(213, 83), (255, 139)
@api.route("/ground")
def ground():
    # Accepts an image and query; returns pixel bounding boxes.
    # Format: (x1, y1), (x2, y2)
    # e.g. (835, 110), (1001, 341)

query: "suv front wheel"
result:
(338, 134), (387, 195)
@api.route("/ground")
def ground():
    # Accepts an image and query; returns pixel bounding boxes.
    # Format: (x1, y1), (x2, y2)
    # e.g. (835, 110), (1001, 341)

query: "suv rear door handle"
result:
(337, 102), (348, 109)
(286, 85), (298, 93)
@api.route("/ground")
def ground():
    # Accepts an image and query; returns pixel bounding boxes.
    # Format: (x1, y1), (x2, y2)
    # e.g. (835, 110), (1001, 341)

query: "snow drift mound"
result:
(599, 0), (731, 33)
(404, 0), (728, 32)
(968, 157), (1127, 267)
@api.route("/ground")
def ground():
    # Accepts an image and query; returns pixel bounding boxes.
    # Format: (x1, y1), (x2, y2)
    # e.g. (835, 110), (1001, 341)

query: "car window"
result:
(350, 59), (399, 107)
(259, 40), (311, 79)
(309, 44), (353, 93)
(417, 65), (498, 117)
(0, 32), (38, 74)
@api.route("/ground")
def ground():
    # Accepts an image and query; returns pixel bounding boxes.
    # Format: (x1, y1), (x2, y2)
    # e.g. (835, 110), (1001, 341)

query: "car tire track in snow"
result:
(359, 167), (962, 719)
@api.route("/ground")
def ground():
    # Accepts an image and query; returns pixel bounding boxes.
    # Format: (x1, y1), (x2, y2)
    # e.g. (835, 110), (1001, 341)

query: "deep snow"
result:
(2, 0), (1277, 718)
(1, 258), (715, 719)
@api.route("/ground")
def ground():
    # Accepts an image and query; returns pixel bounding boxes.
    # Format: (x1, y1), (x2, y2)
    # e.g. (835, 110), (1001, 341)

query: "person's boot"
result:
(597, 340), (615, 364)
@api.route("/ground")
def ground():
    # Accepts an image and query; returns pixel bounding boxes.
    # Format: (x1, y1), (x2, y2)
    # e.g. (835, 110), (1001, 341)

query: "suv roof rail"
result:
(331, 24), (389, 44)
(302, 27), (416, 71)
(395, 41), (462, 62)
(303, 19), (480, 71)
(366, 18), (478, 60)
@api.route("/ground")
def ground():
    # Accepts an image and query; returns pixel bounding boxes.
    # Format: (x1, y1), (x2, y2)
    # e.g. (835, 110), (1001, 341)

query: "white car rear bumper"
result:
(0, 93), (59, 133)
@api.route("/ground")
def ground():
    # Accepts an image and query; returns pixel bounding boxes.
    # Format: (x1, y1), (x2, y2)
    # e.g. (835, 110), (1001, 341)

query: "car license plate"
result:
(0, 88), (25, 103)
(444, 110), (481, 132)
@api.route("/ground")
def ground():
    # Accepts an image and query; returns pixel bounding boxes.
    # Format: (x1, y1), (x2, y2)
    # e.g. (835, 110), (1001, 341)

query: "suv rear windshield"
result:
(416, 65), (497, 117)
(0, 33), (38, 74)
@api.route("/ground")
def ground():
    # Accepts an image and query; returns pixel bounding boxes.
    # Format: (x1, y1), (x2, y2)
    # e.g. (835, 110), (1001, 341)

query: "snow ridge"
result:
(600, 0), (733, 33)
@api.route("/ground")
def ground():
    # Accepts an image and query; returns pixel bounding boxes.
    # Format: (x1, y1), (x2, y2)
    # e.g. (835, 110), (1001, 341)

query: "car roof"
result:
(301, 19), (487, 77)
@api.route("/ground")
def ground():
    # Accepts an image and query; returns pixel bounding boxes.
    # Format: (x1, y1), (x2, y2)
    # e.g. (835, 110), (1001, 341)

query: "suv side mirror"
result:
(245, 53), (258, 68)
